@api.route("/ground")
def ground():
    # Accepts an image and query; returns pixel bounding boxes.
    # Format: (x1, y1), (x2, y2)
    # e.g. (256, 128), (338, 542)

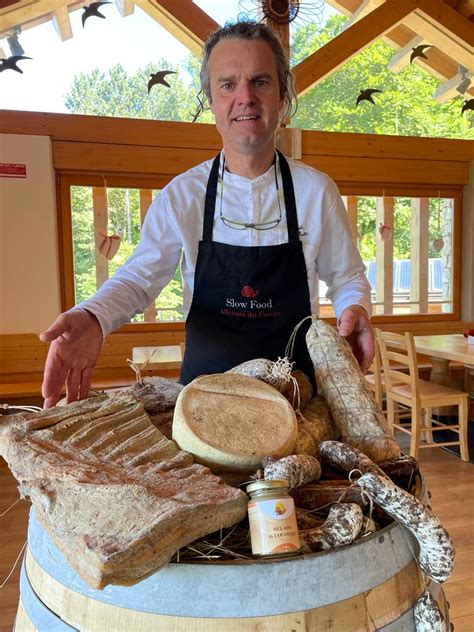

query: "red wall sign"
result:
(0, 163), (27, 178)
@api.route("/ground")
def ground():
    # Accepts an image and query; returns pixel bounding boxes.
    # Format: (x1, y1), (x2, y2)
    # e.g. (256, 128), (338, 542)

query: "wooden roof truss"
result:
(0, 0), (472, 101)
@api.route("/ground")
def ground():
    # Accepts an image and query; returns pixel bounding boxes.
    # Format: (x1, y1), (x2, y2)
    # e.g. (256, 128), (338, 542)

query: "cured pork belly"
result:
(0, 395), (247, 589)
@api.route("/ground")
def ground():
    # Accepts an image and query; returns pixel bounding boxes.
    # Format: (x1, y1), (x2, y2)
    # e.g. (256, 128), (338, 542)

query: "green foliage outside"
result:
(65, 15), (469, 318)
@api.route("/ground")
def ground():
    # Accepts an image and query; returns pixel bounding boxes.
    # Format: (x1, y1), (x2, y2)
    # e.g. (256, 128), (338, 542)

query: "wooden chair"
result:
(365, 335), (383, 407)
(365, 335), (411, 424)
(376, 329), (469, 461)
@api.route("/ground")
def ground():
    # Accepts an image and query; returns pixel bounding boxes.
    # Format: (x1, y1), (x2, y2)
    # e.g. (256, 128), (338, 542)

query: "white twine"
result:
(266, 356), (294, 386)
(0, 404), (43, 414)
(0, 497), (23, 518)
(126, 348), (159, 384)
(0, 540), (27, 589)
(285, 314), (314, 360)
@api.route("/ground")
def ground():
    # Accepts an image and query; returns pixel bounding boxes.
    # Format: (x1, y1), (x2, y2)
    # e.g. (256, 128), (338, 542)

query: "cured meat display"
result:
(0, 395), (247, 589)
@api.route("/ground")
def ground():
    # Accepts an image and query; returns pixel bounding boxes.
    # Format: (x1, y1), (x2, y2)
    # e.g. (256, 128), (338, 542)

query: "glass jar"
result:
(246, 479), (301, 557)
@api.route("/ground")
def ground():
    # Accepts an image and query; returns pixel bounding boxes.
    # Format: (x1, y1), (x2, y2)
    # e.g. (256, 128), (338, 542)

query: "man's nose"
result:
(236, 81), (255, 104)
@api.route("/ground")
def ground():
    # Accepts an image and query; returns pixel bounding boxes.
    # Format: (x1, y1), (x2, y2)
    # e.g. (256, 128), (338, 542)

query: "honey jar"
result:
(246, 479), (301, 557)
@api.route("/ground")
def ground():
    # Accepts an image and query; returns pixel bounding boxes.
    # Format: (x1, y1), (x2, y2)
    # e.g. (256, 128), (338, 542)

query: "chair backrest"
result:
(367, 334), (383, 405)
(375, 329), (420, 400)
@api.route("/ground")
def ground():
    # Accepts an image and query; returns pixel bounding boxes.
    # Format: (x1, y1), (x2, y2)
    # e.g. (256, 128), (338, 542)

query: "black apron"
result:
(180, 150), (313, 385)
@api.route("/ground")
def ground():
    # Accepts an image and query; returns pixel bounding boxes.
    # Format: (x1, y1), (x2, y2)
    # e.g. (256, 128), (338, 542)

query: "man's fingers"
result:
(79, 368), (94, 400)
(42, 349), (68, 407)
(39, 321), (67, 343)
(338, 312), (356, 337)
(66, 368), (82, 404)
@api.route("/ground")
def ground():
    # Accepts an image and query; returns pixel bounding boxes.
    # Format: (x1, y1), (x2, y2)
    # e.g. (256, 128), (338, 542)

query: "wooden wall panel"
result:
(302, 155), (469, 186)
(52, 142), (217, 176)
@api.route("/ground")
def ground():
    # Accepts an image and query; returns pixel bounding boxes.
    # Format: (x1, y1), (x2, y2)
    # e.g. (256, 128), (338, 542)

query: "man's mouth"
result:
(234, 115), (260, 121)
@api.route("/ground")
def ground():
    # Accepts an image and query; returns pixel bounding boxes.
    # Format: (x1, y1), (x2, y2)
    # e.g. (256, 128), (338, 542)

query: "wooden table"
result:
(413, 334), (474, 418)
(131, 345), (183, 373)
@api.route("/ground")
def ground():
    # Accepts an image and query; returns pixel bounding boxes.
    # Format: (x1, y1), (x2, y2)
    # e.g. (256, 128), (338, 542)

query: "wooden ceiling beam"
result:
(52, 7), (73, 42)
(343, 0), (384, 26)
(433, 71), (471, 103)
(417, 0), (474, 48)
(0, 1), (72, 35)
(402, 9), (473, 72)
(293, 0), (416, 96)
(326, 0), (474, 97)
(114, 1), (134, 17)
(388, 34), (423, 72)
(132, 0), (219, 57)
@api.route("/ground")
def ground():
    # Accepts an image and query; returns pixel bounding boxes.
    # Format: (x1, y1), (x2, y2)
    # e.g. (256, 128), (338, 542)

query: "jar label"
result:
(248, 498), (300, 556)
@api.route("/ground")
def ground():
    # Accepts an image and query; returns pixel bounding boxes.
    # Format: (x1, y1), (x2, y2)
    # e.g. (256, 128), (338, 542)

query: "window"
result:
(318, 191), (460, 319)
(59, 175), (185, 325)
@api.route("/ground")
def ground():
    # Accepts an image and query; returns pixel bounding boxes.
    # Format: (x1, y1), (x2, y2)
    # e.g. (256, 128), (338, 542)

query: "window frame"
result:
(57, 173), (463, 333)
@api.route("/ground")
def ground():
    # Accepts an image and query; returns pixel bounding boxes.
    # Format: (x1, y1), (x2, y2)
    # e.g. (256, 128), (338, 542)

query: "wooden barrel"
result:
(15, 510), (432, 632)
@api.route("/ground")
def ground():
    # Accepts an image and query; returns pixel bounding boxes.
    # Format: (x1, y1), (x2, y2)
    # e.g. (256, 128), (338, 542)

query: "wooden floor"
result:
(0, 440), (473, 632)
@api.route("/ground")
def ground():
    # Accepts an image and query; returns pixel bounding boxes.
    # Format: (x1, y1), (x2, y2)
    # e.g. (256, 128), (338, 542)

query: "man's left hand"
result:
(338, 305), (374, 373)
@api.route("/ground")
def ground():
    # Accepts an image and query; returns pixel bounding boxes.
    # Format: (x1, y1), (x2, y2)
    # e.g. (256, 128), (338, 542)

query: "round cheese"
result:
(172, 374), (297, 474)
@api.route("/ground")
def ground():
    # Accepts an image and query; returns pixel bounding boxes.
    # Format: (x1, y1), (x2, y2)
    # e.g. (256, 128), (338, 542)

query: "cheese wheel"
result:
(172, 374), (297, 473)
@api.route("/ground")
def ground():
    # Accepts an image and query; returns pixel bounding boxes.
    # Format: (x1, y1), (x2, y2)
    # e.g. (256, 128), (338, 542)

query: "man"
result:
(40, 21), (373, 408)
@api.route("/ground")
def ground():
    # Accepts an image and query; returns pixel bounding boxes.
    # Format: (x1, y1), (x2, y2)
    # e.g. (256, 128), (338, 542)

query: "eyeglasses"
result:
(219, 156), (283, 231)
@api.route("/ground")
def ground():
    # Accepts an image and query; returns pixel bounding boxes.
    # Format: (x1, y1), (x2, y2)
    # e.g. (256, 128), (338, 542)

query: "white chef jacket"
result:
(79, 153), (371, 336)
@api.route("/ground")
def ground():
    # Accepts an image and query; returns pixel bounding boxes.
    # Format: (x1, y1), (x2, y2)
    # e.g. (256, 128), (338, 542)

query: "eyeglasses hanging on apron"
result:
(179, 150), (314, 386)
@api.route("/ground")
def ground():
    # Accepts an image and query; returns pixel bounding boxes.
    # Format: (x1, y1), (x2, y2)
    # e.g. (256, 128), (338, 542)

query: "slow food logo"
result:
(219, 285), (281, 319)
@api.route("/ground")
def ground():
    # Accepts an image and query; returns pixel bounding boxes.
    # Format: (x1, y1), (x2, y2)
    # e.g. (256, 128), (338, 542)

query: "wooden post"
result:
(410, 198), (429, 314)
(139, 189), (156, 323)
(92, 187), (109, 289)
(259, 1), (290, 61)
(342, 196), (359, 245)
(376, 197), (394, 314)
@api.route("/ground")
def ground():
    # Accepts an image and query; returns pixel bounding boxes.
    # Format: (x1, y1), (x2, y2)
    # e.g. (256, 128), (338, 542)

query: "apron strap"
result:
(276, 150), (299, 243)
(202, 153), (221, 242)
(203, 151), (300, 242)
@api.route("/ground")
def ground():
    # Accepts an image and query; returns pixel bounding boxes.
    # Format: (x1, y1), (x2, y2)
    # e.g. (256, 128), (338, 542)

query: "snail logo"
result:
(241, 286), (259, 299)
(274, 501), (286, 516)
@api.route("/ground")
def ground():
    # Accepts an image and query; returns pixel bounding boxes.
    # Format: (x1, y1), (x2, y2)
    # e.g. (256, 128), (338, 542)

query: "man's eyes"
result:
(220, 79), (269, 90)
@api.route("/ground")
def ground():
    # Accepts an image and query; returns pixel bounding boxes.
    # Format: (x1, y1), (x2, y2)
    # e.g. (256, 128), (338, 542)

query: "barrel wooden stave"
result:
(17, 510), (429, 632)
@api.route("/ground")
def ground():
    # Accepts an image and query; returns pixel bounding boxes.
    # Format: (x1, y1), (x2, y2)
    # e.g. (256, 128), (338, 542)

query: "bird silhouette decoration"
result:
(461, 98), (474, 115)
(410, 44), (433, 64)
(82, 2), (111, 27)
(148, 70), (176, 93)
(356, 89), (382, 106)
(0, 55), (32, 73)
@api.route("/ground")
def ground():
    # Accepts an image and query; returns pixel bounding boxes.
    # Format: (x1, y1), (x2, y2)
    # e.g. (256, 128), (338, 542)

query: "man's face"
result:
(208, 38), (284, 156)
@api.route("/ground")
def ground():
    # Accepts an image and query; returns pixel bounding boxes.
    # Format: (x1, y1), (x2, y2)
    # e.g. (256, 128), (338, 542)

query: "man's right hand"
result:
(39, 309), (103, 409)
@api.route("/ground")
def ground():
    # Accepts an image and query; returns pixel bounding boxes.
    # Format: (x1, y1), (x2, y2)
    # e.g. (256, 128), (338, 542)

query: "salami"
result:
(356, 472), (455, 582)
(414, 588), (447, 632)
(305, 318), (400, 461)
(319, 441), (386, 477)
(262, 454), (321, 490)
(299, 503), (363, 552)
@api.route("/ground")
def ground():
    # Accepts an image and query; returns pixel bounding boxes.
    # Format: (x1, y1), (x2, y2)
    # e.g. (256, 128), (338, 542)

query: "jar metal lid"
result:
(246, 479), (289, 495)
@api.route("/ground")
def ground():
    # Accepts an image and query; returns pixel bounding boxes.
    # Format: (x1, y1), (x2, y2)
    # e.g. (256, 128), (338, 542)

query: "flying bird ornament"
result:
(410, 44), (433, 64)
(0, 55), (32, 73)
(356, 89), (382, 106)
(147, 70), (176, 93)
(82, 2), (111, 27)
(461, 98), (474, 115)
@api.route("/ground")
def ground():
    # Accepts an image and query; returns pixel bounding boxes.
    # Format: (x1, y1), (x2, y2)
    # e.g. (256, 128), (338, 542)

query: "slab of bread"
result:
(0, 395), (247, 589)
(172, 374), (297, 474)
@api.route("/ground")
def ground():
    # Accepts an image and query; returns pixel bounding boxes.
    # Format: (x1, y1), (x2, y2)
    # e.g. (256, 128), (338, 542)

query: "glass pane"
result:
(325, 195), (454, 317)
(70, 185), (184, 323)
